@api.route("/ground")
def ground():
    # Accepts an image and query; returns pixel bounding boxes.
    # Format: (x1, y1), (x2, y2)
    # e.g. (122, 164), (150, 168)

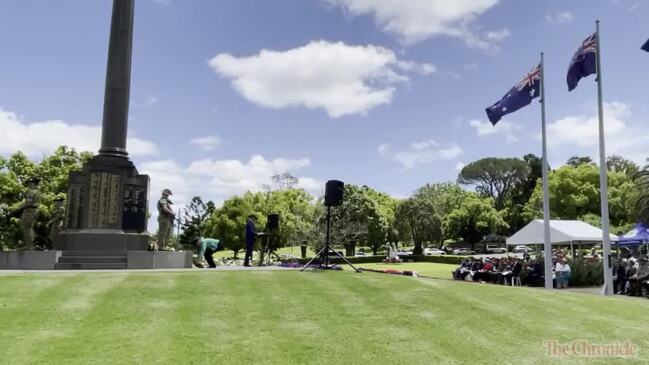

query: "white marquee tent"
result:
(506, 220), (618, 248)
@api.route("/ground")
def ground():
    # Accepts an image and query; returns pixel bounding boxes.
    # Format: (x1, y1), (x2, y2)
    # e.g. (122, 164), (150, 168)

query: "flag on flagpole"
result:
(485, 64), (541, 125)
(567, 33), (597, 91)
(642, 39), (649, 52)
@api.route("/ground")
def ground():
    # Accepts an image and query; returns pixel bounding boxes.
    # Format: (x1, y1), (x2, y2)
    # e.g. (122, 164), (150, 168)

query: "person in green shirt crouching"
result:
(197, 237), (220, 268)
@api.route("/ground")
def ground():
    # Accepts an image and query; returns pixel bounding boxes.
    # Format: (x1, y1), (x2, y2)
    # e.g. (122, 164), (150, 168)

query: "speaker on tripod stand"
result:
(259, 214), (280, 266)
(301, 180), (360, 272)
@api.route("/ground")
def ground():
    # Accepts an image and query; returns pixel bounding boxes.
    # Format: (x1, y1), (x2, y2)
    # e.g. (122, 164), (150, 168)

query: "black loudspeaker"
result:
(324, 180), (344, 207)
(267, 214), (279, 230)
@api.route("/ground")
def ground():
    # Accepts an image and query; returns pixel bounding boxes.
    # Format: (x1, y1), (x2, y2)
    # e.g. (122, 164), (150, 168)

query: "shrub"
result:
(297, 254), (466, 265)
(567, 258), (603, 287)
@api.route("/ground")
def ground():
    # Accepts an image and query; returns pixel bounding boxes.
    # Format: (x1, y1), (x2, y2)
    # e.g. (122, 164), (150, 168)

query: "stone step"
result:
(55, 262), (128, 270)
(60, 250), (127, 257)
(58, 256), (127, 264)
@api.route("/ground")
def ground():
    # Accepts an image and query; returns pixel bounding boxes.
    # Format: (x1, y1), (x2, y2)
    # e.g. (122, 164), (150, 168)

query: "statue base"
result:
(57, 154), (150, 252)
(0, 250), (192, 270)
(56, 230), (148, 251)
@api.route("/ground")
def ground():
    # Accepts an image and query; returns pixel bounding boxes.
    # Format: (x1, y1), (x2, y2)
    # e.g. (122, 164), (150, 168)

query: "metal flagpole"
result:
(595, 20), (614, 295)
(540, 53), (553, 290)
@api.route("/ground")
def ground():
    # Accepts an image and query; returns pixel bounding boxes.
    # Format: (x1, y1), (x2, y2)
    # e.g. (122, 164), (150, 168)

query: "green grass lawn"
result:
(1, 271), (648, 364)
(358, 262), (456, 279)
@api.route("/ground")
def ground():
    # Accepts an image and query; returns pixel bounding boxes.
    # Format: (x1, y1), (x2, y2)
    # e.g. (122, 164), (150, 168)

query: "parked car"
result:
(397, 250), (412, 256)
(354, 252), (367, 257)
(423, 248), (446, 256)
(452, 248), (476, 255)
(485, 245), (507, 254)
(514, 245), (532, 253)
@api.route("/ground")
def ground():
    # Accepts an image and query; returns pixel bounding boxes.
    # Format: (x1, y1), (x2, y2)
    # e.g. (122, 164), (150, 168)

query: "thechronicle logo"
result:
(544, 340), (638, 358)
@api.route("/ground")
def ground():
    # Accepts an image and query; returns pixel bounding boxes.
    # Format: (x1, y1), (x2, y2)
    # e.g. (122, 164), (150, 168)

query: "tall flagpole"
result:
(540, 53), (553, 290)
(595, 20), (614, 296)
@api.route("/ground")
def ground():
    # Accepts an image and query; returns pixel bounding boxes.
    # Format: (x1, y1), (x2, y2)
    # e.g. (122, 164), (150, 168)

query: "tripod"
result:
(258, 232), (281, 267)
(301, 205), (360, 272)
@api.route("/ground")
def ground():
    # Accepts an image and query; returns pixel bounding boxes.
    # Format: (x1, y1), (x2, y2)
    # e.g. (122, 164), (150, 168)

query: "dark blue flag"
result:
(643, 39), (649, 52)
(567, 33), (597, 91)
(485, 64), (541, 125)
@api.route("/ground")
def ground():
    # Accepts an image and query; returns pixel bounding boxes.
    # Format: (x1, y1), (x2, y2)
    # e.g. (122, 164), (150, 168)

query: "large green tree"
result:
(316, 185), (396, 256)
(0, 147), (91, 249)
(525, 162), (634, 233)
(204, 188), (315, 258)
(394, 197), (441, 254)
(179, 196), (215, 251)
(458, 157), (530, 210)
(443, 193), (508, 250)
(631, 163), (649, 225)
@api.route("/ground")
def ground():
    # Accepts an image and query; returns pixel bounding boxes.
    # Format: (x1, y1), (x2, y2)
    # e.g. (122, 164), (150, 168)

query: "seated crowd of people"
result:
(452, 253), (572, 288)
(613, 256), (649, 297)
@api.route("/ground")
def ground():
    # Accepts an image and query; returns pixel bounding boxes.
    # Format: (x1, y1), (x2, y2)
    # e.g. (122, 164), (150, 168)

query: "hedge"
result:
(296, 254), (466, 265)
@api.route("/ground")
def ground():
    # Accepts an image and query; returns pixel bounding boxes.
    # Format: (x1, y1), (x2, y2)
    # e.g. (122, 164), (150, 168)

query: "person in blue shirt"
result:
(197, 237), (220, 268)
(243, 215), (258, 267)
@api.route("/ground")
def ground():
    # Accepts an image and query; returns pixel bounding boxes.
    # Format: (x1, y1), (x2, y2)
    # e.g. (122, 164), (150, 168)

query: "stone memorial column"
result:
(57, 0), (149, 251)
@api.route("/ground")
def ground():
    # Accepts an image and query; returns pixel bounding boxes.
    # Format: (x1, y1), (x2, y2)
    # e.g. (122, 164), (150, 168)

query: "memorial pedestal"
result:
(57, 155), (149, 251)
(0, 250), (192, 270)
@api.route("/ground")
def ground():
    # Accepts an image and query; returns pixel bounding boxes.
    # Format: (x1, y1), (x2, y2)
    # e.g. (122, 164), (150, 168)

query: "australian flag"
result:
(485, 64), (541, 125)
(567, 33), (597, 91)
(643, 39), (649, 52)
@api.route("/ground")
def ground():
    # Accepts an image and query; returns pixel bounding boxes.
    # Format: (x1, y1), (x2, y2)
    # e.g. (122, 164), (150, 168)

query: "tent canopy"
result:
(618, 223), (649, 246)
(506, 220), (619, 246)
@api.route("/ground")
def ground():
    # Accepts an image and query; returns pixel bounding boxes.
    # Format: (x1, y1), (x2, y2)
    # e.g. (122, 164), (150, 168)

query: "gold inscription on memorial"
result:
(88, 172), (121, 228)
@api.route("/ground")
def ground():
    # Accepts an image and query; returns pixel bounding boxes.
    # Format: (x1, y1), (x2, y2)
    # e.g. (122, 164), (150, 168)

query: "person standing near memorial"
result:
(21, 176), (41, 250)
(243, 214), (258, 267)
(157, 189), (175, 251)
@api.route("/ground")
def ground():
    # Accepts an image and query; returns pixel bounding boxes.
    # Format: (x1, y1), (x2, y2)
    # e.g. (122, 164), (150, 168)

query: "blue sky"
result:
(1, 0), (648, 214)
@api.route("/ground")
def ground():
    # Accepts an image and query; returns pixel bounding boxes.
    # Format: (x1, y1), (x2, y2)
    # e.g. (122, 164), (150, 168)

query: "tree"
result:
(271, 173), (299, 191)
(205, 195), (258, 258)
(203, 187), (316, 258)
(607, 155), (639, 177)
(525, 162), (634, 228)
(632, 163), (649, 225)
(0, 147), (91, 249)
(504, 154), (544, 234)
(443, 194), (508, 250)
(458, 157), (530, 210)
(566, 156), (594, 167)
(314, 185), (396, 256)
(179, 196), (215, 251)
(395, 197), (441, 254)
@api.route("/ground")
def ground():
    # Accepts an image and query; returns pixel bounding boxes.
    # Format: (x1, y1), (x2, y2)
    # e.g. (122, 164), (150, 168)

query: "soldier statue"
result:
(48, 196), (66, 249)
(21, 176), (41, 250)
(156, 189), (175, 251)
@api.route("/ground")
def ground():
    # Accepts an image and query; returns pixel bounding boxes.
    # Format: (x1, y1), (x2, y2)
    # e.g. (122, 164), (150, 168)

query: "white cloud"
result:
(190, 135), (221, 152)
(209, 40), (435, 118)
(377, 143), (390, 155)
(455, 162), (466, 171)
(546, 102), (649, 164)
(629, 3), (642, 11)
(545, 11), (574, 25)
(326, 0), (506, 51)
(0, 108), (158, 157)
(379, 140), (463, 169)
(469, 119), (521, 142)
(134, 95), (158, 107)
(547, 102), (627, 147)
